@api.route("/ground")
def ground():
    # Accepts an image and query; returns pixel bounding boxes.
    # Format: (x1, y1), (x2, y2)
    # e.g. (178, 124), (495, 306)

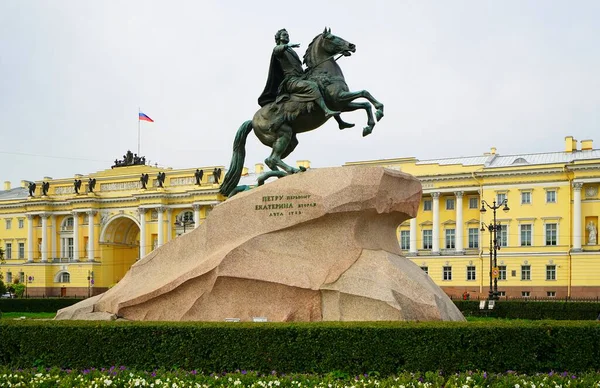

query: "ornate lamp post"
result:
(480, 199), (510, 300)
(175, 219), (194, 235)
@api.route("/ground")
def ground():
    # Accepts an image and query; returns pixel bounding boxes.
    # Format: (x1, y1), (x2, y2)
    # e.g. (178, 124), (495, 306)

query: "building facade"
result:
(347, 136), (600, 299)
(0, 156), (223, 297)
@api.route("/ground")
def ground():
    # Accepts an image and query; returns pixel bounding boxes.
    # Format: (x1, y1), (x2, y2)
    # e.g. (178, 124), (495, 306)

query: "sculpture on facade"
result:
(213, 168), (222, 184)
(41, 181), (50, 196)
(74, 179), (82, 194)
(112, 150), (146, 168)
(88, 178), (97, 193)
(194, 169), (203, 185)
(27, 182), (36, 197)
(219, 28), (384, 197)
(140, 173), (149, 189)
(156, 172), (166, 188)
(587, 221), (597, 245)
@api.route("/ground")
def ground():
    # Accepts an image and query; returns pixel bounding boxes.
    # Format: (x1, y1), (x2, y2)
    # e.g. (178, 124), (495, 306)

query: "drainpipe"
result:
(564, 164), (573, 298)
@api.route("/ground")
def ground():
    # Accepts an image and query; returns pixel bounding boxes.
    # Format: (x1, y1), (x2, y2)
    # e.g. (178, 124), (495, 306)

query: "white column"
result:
(455, 191), (464, 253)
(432, 192), (440, 254)
(409, 218), (418, 254)
(139, 208), (147, 259)
(193, 204), (201, 229)
(157, 207), (165, 247)
(40, 214), (49, 262)
(166, 208), (173, 242)
(573, 183), (583, 251)
(72, 211), (80, 262)
(27, 215), (34, 262)
(87, 210), (96, 261)
(51, 215), (57, 260)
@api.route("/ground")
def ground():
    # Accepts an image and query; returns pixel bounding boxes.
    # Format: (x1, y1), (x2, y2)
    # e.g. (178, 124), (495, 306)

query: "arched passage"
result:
(99, 215), (140, 287)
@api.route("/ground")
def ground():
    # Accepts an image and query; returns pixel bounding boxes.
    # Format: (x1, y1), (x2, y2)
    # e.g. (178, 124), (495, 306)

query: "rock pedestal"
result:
(56, 166), (464, 321)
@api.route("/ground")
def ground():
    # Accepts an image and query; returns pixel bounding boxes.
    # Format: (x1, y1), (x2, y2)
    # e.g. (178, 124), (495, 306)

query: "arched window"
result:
(180, 211), (194, 223)
(59, 272), (70, 283)
(61, 217), (74, 231)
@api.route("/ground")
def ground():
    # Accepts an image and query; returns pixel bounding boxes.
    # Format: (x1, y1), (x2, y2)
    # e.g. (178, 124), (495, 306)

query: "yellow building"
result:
(347, 136), (600, 299)
(2, 137), (599, 299)
(0, 152), (223, 297)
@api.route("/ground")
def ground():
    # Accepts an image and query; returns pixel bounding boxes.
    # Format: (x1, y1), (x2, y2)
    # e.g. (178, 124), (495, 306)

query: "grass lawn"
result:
(0, 311), (56, 319)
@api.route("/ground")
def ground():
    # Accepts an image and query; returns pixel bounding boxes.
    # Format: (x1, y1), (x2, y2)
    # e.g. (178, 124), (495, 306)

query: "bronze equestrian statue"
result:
(219, 28), (384, 197)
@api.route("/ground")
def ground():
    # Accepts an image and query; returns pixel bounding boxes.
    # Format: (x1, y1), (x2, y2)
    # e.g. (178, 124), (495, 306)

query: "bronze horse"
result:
(219, 28), (384, 197)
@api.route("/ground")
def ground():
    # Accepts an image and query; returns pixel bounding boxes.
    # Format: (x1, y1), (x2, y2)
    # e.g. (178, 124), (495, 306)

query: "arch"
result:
(54, 270), (71, 283)
(99, 213), (140, 243)
(98, 214), (141, 288)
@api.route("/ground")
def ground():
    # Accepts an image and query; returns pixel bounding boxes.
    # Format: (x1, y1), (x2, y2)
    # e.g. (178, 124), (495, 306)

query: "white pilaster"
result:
(166, 208), (173, 242)
(87, 210), (96, 261)
(432, 192), (440, 253)
(41, 214), (48, 262)
(157, 207), (165, 247)
(72, 211), (80, 262)
(409, 218), (418, 254)
(455, 191), (464, 253)
(573, 183), (583, 251)
(139, 208), (147, 259)
(27, 215), (34, 262)
(193, 204), (201, 229)
(51, 215), (57, 260)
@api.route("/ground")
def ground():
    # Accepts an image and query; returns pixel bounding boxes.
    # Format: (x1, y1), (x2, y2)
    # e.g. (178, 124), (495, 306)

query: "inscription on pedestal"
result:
(254, 194), (317, 217)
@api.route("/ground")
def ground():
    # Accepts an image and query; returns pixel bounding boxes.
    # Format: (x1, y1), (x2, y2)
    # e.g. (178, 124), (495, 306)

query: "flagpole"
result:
(137, 107), (141, 156)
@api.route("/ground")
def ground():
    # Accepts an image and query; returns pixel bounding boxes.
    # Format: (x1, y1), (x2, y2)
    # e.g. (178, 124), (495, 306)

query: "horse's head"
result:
(304, 27), (356, 68)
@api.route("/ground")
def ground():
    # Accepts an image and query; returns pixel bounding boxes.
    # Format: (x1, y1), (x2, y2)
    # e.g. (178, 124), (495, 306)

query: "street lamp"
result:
(480, 198), (510, 300)
(175, 218), (194, 236)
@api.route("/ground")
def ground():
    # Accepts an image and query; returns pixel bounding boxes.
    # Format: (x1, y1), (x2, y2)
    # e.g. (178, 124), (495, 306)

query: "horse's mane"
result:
(303, 32), (324, 69)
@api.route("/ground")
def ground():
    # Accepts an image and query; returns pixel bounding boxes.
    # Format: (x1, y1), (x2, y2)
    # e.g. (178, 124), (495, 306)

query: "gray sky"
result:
(1, 1), (599, 186)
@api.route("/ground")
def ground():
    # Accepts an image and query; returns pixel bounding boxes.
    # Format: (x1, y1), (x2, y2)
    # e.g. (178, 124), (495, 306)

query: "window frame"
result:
(520, 191), (532, 205)
(546, 190), (557, 203)
(468, 227), (479, 248)
(498, 265), (507, 281)
(422, 230), (432, 250)
(400, 230), (410, 250)
(521, 265), (531, 281)
(445, 228), (456, 249)
(546, 264), (556, 281)
(423, 200), (432, 211)
(5, 243), (12, 259)
(468, 197), (479, 209)
(442, 266), (452, 281)
(520, 224), (532, 246)
(466, 265), (476, 281)
(445, 198), (455, 210)
(545, 223), (558, 246)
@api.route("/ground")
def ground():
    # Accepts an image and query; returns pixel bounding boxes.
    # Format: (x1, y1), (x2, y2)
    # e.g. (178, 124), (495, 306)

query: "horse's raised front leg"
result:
(341, 101), (376, 137)
(337, 90), (385, 122)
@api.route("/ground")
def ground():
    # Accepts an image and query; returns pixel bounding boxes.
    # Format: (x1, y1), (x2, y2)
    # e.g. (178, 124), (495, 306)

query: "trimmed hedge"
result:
(1, 320), (599, 374)
(0, 298), (82, 313)
(454, 300), (600, 320)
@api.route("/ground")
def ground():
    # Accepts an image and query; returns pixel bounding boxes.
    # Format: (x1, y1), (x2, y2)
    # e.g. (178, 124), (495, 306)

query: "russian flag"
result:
(139, 112), (154, 122)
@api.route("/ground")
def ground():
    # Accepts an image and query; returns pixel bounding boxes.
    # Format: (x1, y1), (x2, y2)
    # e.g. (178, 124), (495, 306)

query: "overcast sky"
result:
(1, 1), (599, 186)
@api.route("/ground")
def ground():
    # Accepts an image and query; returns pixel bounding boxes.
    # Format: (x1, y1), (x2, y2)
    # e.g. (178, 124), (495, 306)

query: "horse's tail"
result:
(219, 120), (253, 197)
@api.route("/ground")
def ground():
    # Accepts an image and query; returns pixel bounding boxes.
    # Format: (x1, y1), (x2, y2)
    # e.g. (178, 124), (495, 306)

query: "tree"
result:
(0, 279), (6, 295)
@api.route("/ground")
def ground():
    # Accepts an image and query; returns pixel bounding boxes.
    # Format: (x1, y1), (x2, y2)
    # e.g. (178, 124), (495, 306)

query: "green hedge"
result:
(454, 300), (600, 320)
(0, 298), (82, 313)
(1, 320), (599, 374)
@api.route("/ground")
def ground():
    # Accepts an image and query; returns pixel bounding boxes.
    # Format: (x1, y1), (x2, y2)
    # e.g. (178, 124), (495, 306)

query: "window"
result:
(446, 198), (455, 210)
(469, 197), (479, 209)
(179, 210), (194, 224)
(6, 272), (12, 283)
(521, 191), (531, 205)
(545, 223), (558, 246)
(445, 229), (455, 249)
(420, 266), (428, 274)
(498, 291), (506, 297)
(521, 291), (530, 298)
(422, 230), (432, 249)
(498, 225), (508, 247)
(18, 243), (24, 259)
(521, 265), (531, 280)
(59, 272), (71, 283)
(18, 219), (24, 229)
(5, 243), (11, 259)
(19, 272), (24, 283)
(546, 190), (556, 203)
(5, 219), (11, 229)
(547, 291), (556, 298)
(498, 265), (507, 281)
(423, 200), (432, 211)
(400, 230), (410, 250)
(466, 265), (476, 281)
(520, 224), (532, 246)
(546, 265), (556, 280)
(496, 193), (507, 205)
(468, 228), (479, 248)
(443, 266), (452, 281)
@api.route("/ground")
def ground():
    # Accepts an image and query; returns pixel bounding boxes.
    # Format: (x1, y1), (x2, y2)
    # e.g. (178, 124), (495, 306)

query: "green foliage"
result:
(0, 298), (82, 312)
(0, 320), (599, 374)
(454, 300), (600, 320)
(0, 279), (6, 295)
(12, 283), (25, 298)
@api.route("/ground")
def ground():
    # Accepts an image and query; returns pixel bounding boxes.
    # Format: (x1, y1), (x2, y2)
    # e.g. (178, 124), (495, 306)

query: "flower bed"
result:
(1, 368), (600, 387)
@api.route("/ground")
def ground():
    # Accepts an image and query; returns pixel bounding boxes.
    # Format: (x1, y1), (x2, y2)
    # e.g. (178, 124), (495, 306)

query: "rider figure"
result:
(258, 28), (340, 131)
